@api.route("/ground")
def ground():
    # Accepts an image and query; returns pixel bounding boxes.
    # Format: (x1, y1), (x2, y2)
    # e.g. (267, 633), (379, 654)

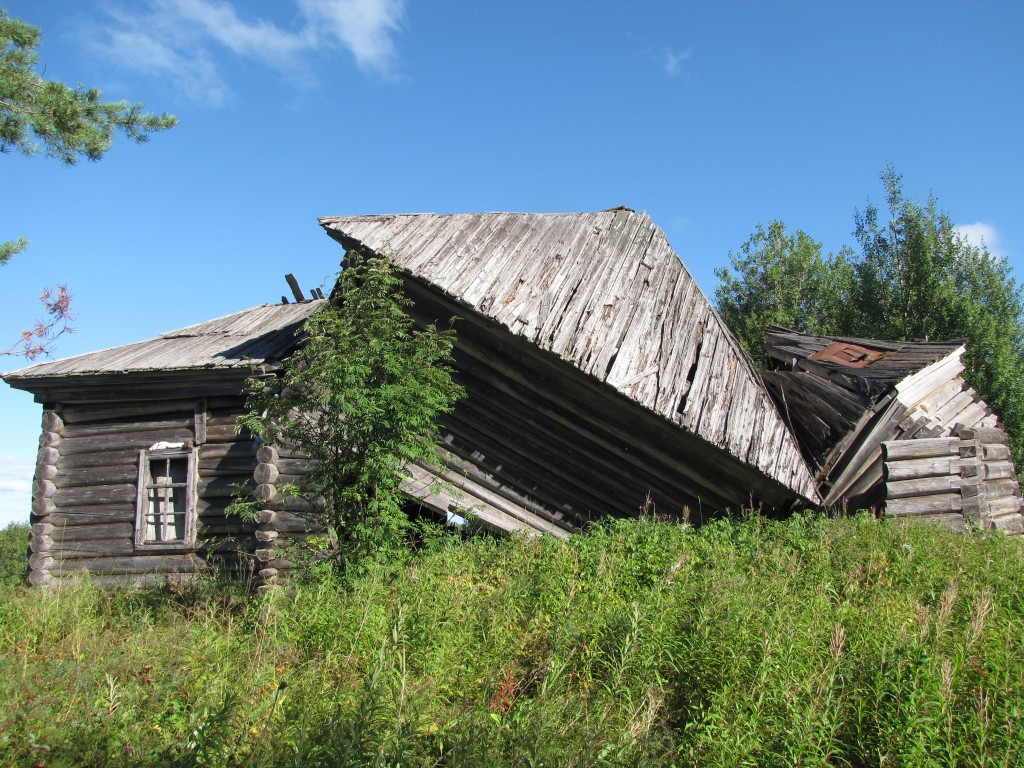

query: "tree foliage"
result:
(237, 252), (465, 573)
(714, 221), (856, 366)
(715, 167), (1024, 465)
(0, 7), (176, 164)
(1, 5), (175, 358)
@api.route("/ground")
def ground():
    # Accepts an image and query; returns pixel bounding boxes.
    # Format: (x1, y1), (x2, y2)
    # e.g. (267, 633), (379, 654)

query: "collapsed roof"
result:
(762, 327), (1007, 510)
(320, 208), (819, 532)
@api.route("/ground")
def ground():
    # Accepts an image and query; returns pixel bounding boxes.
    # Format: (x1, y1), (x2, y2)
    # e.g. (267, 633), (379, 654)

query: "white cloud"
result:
(91, 0), (405, 103)
(0, 455), (32, 526)
(663, 48), (692, 76)
(102, 27), (228, 106)
(955, 221), (1006, 259)
(299, 0), (404, 73)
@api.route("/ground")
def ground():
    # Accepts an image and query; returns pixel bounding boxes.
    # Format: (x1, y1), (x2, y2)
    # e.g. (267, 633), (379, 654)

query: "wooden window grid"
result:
(135, 448), (198, 549)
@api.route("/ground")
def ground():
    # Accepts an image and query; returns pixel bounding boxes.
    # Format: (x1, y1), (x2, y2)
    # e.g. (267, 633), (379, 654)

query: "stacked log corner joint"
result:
(28, 407), (62, 587)
(254, 443), (281, 592)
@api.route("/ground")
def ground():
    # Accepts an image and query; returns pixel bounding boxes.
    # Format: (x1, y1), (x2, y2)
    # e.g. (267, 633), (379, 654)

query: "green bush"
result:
(0, 513), (1022, 766)
(0, 521), (28, 586)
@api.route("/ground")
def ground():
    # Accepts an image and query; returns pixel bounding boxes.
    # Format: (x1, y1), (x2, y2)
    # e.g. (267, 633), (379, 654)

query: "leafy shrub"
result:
(237, 251), (464, 575)
(0, 522), (28, 587)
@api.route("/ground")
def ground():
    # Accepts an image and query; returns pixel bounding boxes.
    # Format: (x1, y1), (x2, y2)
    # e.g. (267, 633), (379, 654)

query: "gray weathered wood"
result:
(883, 438), (959, 461)
(52, 484), (135, 507)
(57, 429), (194, 455)
(886, 493), (963, 516)
(886, 475), (961, 499)
(884, 456), (962, 482)
(254, 463), (279, 485)
(256, 445), (279, 465)
(61, 416), (193, 440)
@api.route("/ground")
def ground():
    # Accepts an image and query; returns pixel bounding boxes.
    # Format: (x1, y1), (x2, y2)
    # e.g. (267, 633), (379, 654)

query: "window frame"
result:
(134, 445), (198, 550)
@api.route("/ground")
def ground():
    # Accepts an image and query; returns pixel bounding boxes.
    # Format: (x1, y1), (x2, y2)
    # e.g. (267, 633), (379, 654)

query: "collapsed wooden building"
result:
(4, 207), (1021, 585)
(762, 327), (1023, 534)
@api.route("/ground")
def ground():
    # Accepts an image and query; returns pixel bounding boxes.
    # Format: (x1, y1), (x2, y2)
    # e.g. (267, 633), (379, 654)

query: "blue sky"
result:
(2, 0), (1022, 525)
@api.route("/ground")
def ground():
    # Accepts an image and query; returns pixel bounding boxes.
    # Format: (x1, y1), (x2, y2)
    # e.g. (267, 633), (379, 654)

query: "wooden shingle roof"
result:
(321, 209), (819, 506)
(4, 302), (322, 385)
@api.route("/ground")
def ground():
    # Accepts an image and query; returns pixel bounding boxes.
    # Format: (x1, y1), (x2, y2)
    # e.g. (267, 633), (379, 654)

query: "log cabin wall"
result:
(764, 327), (1023, 532)
(27, 395), (259, 586)
(5, 302), (324, 586)
(883, 428), (1022, 534)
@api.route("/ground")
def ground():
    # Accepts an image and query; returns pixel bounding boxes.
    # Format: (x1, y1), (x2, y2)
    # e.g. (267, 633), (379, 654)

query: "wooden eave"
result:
(3, 366), (270, 403)
(3, 302), (321, 402)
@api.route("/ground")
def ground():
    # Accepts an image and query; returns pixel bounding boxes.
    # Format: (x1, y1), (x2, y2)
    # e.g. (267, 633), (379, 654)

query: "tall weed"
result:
(0, 513), (1021, 766)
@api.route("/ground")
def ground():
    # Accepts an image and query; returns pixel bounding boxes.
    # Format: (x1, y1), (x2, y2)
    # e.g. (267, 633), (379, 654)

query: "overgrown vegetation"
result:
(236, 251), (464, 575)
(715, 167), (1024, 465)
(2, 513), (1022, 766)
(0, 521), (28, 586)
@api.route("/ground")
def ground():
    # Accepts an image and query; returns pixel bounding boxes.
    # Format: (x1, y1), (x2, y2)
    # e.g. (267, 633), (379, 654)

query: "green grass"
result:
(1, 513), (1022, 766)
(0, 522), (29, 587)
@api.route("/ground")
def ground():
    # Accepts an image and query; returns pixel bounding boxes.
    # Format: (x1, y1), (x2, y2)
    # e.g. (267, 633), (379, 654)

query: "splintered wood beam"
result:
(285, 274), (306, 303)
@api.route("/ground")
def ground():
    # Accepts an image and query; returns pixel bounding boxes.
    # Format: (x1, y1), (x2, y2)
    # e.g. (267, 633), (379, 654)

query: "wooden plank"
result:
(54, 538), (135, 559)
(198, 477), (252, 499)
(885, 456), (962, 481)
(988, 512), (1022, 534)
(57, 448), (138, 470)
(983, 461), (1016, 480)
(882, 438), (959, 461)
(824, 399), (907, 507)
(49, 505), (135, 526)
(961, 427), (1010, 444)
(886, 493), (963, 516)
(982, 444), (1012, 462)
(886, 475), (961, 499)
(197, 461), (257, 477)
(983, 480), (1020, 500)
(931, 390), (976, 426)
(57, 465), (137, 488)
(49, 553), (207, 576)
(895, 349), (966, 407)
(58, 429), (194, 455)
(204, 424), (250, 443)
(985, 495), (1021, 516)
(52, 484), (135, 507)
(59, 399), (200, 424)
(195, 400), (207, 445)
(46, 522), (134, 542)
(61, 416), (193, 439)
(198, 443), (257, 461)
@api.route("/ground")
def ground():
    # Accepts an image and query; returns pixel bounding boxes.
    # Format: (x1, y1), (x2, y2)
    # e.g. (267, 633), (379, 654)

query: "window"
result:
(135, 445), (198, 549)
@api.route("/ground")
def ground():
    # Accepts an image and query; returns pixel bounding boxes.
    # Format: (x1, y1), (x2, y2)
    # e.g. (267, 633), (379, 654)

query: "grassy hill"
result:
(1, 513), (1022, 766)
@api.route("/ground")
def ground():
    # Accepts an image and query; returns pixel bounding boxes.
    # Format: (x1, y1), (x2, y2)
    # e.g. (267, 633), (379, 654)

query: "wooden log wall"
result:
(960, 427), (1022, 534)
(883, 429), (1022, 534)
(34, 396), (261, 585)
(254, 443), (281, 592)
